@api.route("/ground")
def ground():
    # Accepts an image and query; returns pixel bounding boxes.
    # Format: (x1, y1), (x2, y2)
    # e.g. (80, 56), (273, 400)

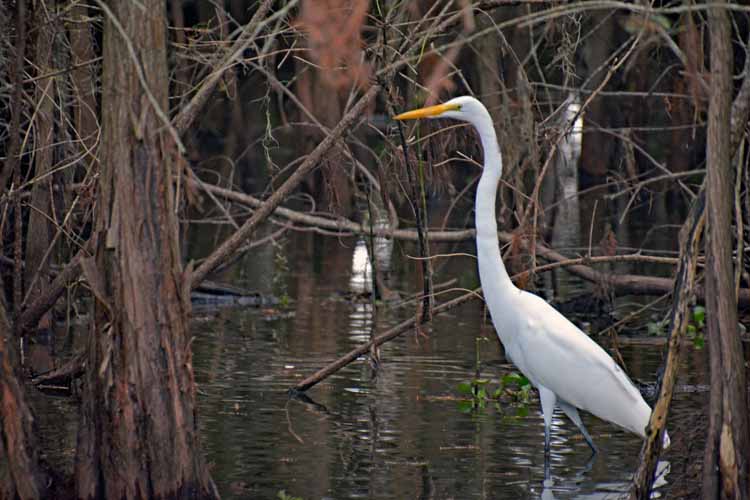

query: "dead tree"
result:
(702, 3), (750, 498)
(74, 1), (217, 498)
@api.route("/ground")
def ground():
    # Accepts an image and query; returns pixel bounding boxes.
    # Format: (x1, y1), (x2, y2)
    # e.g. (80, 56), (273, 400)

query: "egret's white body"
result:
(394, 96), (667, 454)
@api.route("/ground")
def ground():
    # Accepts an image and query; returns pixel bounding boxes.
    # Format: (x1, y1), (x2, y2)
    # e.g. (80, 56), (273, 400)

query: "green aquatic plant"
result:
(647, 305), (706, 348)
(277, 490), (302, 500)
(686, 305), (706, 349)
(456, 337), (532, 414)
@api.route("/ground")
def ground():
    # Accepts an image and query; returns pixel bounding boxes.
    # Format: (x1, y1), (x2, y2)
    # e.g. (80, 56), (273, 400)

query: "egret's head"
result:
(393, 96), (488, 124)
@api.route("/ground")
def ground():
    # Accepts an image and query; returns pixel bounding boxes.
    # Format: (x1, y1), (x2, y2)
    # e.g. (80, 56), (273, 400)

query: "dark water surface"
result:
(190, 230), (702, 500)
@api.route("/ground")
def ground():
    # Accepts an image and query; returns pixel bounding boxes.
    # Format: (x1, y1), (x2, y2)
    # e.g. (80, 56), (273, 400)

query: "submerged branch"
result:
(290, 288), (482, 393)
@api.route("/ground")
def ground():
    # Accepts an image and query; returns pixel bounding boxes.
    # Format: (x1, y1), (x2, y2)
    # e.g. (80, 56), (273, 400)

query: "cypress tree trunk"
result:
(0, 302), (47, 499)
(702, 3), (750, 498)
(74, 1), (217, 498)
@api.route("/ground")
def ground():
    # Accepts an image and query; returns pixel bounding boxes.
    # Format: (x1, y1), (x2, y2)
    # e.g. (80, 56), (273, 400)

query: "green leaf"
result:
(493, 388), (503, 399)
(516, 405), (530, 418)
(693, 334), (705, 350)
(457, 382), (473, 395)
(457, 400), (474, 413)
(473, 379), (490, 386)
(501, 373), (523, 386)
(693, 306), (705, 324)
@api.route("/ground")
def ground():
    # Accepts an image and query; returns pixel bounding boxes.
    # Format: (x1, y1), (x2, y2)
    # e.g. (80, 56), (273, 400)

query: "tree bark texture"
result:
(0, 303), (47, 499)
(24, 0), (57, 318)
(74, 1), (216, 498)
(67, 1), (99, 166)
(703, 4), (750, 499)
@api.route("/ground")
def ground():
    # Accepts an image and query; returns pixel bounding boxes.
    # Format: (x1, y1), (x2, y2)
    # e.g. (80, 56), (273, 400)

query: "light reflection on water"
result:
(191, 231), (692, 499)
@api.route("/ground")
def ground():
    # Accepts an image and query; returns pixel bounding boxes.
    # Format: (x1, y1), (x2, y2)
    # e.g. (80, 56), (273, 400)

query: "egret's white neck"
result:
(472, 115), (514, 298)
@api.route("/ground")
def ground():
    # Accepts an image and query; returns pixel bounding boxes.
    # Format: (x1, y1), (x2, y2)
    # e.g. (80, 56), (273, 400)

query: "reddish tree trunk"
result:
(702, 3), (750, 499)
(74, 1), (217, 498)
(0, 303), (48, 499)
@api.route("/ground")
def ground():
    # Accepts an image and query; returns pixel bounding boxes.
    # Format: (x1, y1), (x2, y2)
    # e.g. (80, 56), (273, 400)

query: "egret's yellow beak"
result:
(393, 102), (460, 121)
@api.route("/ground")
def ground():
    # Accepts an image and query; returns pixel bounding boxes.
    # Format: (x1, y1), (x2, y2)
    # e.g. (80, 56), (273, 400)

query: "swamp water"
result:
(188, 223), (705, 499)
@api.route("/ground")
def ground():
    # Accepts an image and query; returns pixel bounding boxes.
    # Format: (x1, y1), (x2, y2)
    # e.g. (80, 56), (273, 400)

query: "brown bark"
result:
(703, 4), (750, 499)
(75, 1), (216, 498)
(67, 1), (99, 166)
(24, 0), (56, 320)
(0, 301), (48, 499)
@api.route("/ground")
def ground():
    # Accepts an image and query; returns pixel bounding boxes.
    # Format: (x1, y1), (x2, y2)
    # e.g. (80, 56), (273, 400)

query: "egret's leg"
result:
(538, 386), (557, 457)
(558, 400), (598, 455)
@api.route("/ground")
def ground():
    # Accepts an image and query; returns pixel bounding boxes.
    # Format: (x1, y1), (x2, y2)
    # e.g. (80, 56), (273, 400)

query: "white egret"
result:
(394, 96), (668, 457)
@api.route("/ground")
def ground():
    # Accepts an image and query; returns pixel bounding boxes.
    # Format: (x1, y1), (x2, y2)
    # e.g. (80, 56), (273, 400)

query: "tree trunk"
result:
(577, 11), (618, 184)
(67, 1), (99, 168)
(74, 1), (217, 498)
(0, 301), (48, 499)
(702, 3), (750, 499)
(24, 0), (57, 322)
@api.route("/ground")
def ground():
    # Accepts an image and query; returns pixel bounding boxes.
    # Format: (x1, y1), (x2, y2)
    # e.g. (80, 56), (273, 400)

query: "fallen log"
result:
(190, 178), (750, 307)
